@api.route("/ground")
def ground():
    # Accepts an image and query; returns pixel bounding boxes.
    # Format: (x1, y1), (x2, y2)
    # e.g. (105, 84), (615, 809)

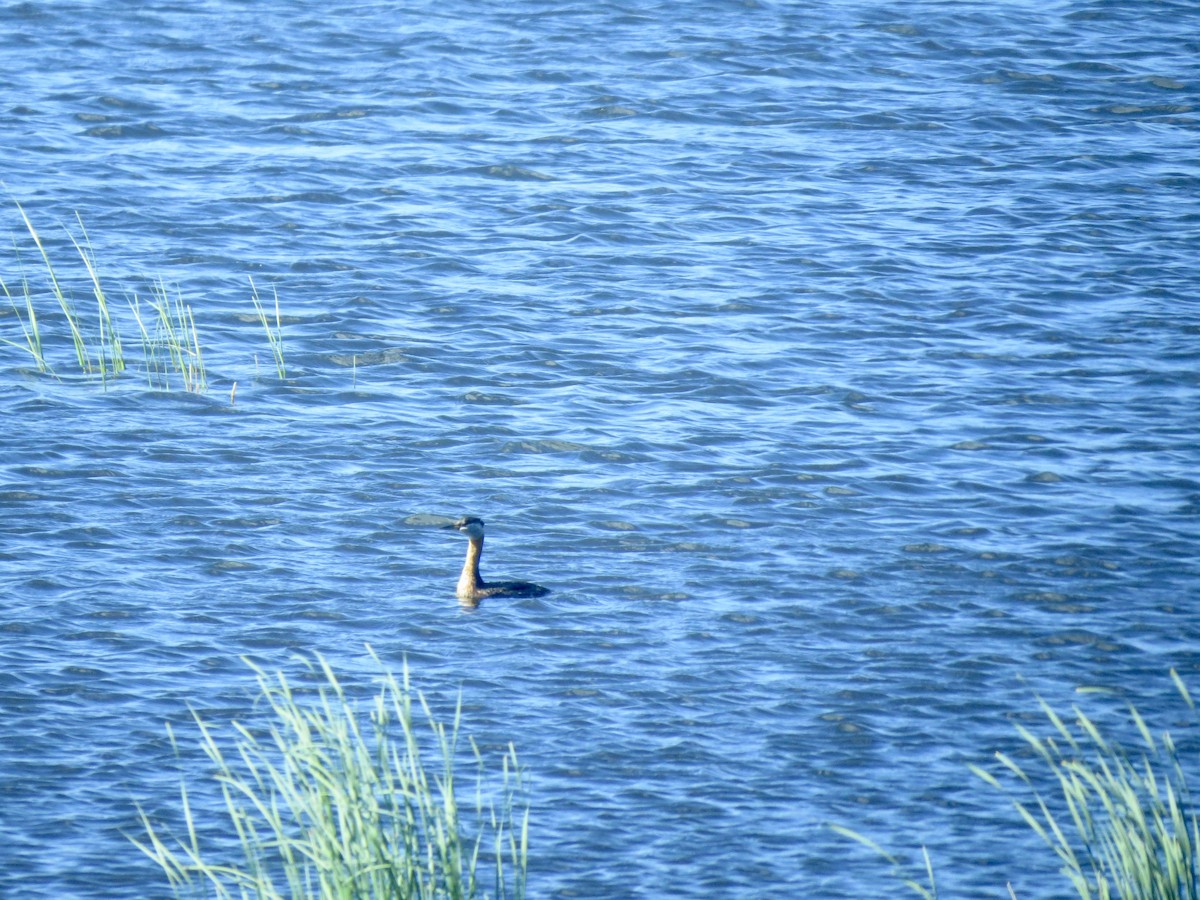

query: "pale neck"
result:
(459, 536), (484, 589)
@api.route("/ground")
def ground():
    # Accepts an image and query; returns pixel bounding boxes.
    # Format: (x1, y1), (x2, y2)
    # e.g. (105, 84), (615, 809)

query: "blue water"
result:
(2, 1), (1199, 896)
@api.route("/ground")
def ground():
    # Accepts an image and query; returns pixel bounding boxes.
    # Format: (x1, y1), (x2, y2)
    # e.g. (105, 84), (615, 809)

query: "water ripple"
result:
(2, 0), (1199, 897)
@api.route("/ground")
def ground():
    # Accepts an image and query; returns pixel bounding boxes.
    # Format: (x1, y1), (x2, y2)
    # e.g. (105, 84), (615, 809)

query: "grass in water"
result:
(250, 276), (286, 380)
(1, 254), (49, 373)
(3, 203), (210, 390)
(3, 207), (303, 395)
(976, 671), (1199, 899)
(837, 672), (1198, 899)
(15, 200), (91, 373)
(829, 826), (938, 899)
(3, 205), (293, 395)
(129, 278), (207, 393)
(70, 212), (126, 386)
(132, 652), (529, 900)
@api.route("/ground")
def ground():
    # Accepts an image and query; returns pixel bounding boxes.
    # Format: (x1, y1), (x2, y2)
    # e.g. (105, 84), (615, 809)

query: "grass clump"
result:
(132, 652), (528, 900)
(975, 671), (1199, 899)
(837, 671), (1198, 899)
(2, 202), (207, 390)
(129, 278), (207, 393)
(71, 211), (126, 386)
(1, 260), (46, 372)
(2, 201), (103, 377)
(4, 204), (292, 394)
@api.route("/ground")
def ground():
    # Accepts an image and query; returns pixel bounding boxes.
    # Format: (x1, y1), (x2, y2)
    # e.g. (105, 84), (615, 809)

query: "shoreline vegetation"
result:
(1, 203), (284, 395)
(133, 651), (528, 900)
(8, 204), (1192, 898)
(836, 671), (1199, 899)
(134, 656), (1196, 900)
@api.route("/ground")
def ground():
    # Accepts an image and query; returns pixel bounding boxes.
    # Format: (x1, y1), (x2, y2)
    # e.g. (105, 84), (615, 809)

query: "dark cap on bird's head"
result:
(454, 516), (486, 538)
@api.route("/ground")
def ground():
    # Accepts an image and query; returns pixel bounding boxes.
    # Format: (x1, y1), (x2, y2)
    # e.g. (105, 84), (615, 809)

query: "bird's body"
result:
(454, 516), (549, 604)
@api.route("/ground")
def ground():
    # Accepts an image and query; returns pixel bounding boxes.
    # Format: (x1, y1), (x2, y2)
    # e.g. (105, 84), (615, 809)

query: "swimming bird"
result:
(453, 516), (550, 603)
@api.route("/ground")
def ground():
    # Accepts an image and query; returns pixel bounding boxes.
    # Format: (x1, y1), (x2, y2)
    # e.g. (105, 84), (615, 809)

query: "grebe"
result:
(453, 516), (550, 603)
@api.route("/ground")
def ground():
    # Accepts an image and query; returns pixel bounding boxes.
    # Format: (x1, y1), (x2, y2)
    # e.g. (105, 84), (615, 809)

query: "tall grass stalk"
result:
(15, 200), (90, 373)
(829, 825), (937, 899)
(70, 213), (125, 386)
(974, 672), (1199, 900)
(0, 261), (50, 373)
(128, 293), (164, 389)
(836, 673), (1198, 899)
(250, 277), (286, 379)
(129, 279), (207, 393)
(3, 205), (213, 391)
(132, 652), (528, 900)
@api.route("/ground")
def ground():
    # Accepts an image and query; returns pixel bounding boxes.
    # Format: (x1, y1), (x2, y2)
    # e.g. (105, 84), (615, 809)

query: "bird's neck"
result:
(458, 536), (484, 594)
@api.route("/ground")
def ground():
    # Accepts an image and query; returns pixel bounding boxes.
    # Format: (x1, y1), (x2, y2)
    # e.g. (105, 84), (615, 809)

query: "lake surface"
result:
(2, 1), (1199, 896)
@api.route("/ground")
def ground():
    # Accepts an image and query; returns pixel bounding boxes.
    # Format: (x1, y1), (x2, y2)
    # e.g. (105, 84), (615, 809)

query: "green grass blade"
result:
(71, 213), (124, 384)
(15, 201), (90, 373)
(1, 268), (53, 373)
(132, 651), (528, 899)
(250, 276), (286, 379)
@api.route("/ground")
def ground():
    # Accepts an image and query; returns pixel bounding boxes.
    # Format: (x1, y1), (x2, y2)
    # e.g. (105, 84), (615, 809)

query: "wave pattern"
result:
(1, 1), (1199, 896)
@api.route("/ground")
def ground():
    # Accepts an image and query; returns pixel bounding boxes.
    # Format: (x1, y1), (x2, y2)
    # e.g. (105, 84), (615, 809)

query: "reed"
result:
(127, 279), (208, 393)
(4, 206), (294, 394)
(132, 652), (528, 900)
(128, 292), (164, 389)
(836, 672), (1198, 900)
(974, 671), (1199, 900)
(250, 276), (286, 379)
(0, 259), (50, 373)
(157, 290), (204, 393)
(829, 826), (937, 899)
(70, 212), (126, 385)
(2, 205), (215, 391)
(14, 201), (90, 373)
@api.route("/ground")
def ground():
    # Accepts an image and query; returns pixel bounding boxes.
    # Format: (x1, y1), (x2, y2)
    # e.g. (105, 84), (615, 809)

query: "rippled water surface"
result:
(2, 1), (1199, 896)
